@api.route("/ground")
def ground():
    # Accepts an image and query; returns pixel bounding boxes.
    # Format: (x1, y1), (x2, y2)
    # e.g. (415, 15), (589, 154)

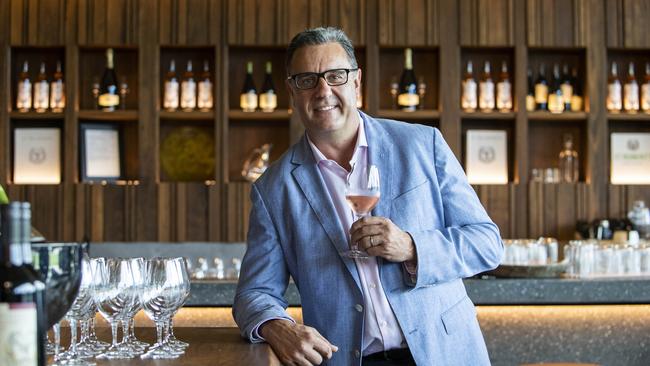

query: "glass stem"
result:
(69, 318), (78, 355)
(53, 322), (61, 356)
(155, 321), (164, 346)
(122, 320), (129, 343)
(130, 318), (137, 338)
(110, 320), (119, 348)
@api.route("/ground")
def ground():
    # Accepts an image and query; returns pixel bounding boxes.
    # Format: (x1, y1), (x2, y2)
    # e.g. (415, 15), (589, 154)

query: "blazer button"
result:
(355, 304), (363, 312)
(354, 349), (361, 358)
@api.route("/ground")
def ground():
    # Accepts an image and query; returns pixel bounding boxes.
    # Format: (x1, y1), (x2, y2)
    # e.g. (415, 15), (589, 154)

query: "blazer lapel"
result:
(362, 112), (394, 220)
(291, 137), (361, 289)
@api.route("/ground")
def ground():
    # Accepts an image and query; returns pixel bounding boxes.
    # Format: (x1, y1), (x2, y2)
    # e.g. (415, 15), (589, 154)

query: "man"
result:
(233, 27), (503, 366)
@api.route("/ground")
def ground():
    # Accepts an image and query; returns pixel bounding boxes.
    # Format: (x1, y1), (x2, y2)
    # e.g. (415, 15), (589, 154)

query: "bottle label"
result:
(181, 80), (197, 109)
(461, 80), (477, 110)
(607, 83), (622, 110)
(198, 81), (213, 110)
(479, 81), (495, 110)
(397, 93), (419, 110)
(164, 81), (179, 110)
(534, 84), (548, 104)
(0, 303), (38, 366)
(33, 81), (49, 111)
(50, 81), (65, 109)
(548, 93), (565, 113)
(240, 92), (258, 111)
(496, 81), (511, 110)
(17, 81), (32, 110)
(624, 83), (639, 111)
(642, 84), (650, 111)
(98, 93), (119, 108)
(526, 95), (536, 111)
(259, 92), (277, 112)
(561, 83), (573, 103)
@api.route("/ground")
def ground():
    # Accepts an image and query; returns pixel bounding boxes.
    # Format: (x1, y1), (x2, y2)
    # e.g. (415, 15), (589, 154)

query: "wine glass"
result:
(341, 164), (380, 259)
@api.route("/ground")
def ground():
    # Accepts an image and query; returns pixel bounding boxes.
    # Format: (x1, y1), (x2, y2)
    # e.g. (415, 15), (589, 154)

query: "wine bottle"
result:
(163, 59), (179, 111)
(50, 61), (65, 113)
(526, 67), (535, 112)
(98, 48), (119, 111)
(461, 60), (477, 111)
(478, 61), (495, 112)
(33, 62), (49, 113)
(560, 64), (573, 111)
(496, 61), (512, 112)
(181, 60), (197, 111)
(16, 61), (32, 112)
(558, 134), (579, 183)
(642, 62), (650, 113)
(548, 63), (564, 114)
(259, 61), (277, 113)
(623, 62), (639, 113)
(570, 67), (583, 112)
(397, 48), (419, 112)
(197, 60), (213, 111)
(607, 62), (622, 112)
(240, 61), (257, 112)
(534, 63), (548, 111)
(0, 202), (46, 366)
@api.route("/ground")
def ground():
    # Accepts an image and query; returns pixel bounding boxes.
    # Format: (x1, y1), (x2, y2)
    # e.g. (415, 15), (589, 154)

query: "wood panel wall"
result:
(1, 0), (649, 243)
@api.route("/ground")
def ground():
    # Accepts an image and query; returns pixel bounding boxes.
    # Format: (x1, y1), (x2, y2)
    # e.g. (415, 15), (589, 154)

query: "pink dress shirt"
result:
(306, 113), (408, 355)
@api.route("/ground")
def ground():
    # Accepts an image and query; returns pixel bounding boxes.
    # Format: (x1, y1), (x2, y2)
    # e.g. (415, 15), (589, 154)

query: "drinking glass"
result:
(93, 258), (140, 359)
(166, 257), (191, 350)
(120, 258), (148, 355)
(341, 164), (380, 259)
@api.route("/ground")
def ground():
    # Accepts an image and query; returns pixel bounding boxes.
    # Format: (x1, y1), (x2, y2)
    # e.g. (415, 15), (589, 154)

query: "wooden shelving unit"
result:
(1, 0), (649, 243)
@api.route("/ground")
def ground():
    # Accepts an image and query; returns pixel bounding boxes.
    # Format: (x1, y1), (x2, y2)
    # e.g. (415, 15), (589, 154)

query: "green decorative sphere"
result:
(161, 127), (215, 181)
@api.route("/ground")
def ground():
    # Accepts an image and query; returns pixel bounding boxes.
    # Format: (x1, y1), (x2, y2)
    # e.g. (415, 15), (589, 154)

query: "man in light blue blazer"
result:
(233, 27), (504, 366)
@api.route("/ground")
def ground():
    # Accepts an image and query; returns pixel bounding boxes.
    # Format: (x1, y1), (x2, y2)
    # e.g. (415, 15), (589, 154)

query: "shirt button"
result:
(369, 283), (376, 289)
(380, 321), (387, 327)
(354, 349), (361, 358)
(355, 304), (363, 312)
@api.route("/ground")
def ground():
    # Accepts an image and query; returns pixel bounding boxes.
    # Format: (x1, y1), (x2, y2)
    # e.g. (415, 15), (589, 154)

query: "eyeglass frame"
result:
(287, 68), (359, 90)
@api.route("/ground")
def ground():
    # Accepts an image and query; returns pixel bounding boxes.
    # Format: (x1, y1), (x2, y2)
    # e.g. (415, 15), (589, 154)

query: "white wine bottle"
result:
(607, 62), (622, 112)
(461, 60), (477, 111)
(197, 60), (213, 111)
(33, 63), (49, 113)
(642, 62), (650, 113)
(50, 61), (65, 113)
(560, 64), (573, 112)
(16, 61), (32, 112)
(478, 61), (495, 112)
(240, 61), (257, 112)
(163, 59), (179, 111)
(496, 61), (512, 112)
(397, 48), (419, 112)
(548, 64), (565, 114)
(98, 49), (119, 111)
(259, 61), (277, 113)
(534, 63), (548, 111)
(623, 62), (639, 113)
(180, 60), (197, 111)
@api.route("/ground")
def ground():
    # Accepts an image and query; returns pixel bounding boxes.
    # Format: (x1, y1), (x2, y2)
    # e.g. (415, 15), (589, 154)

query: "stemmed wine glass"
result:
(341, 164), (381, 259)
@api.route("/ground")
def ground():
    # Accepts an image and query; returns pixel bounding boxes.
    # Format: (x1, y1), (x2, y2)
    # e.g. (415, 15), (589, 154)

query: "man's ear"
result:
(355, 68), (363, 90)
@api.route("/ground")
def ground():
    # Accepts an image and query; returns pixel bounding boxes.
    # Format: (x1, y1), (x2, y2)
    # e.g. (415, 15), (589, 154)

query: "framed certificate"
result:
(611, 132), (650, 184)
(80, 124), (123, 181)
(465, 129), (508, 184)
(13, 127), (61, 184)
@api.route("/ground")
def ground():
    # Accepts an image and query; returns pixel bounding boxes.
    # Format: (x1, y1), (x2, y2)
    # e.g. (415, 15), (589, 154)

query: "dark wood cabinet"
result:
(1, 0), (649, 243)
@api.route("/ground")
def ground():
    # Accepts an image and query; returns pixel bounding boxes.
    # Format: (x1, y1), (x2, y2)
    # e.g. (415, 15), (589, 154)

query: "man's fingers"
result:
(311, 337), (335, 360)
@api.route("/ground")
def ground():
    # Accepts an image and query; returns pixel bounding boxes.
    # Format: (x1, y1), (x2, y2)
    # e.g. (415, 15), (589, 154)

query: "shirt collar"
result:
(306, 112), (368, 165)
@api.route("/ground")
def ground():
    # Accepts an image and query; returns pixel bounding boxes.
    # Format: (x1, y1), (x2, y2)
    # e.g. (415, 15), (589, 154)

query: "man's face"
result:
(286, 43), (361, 135)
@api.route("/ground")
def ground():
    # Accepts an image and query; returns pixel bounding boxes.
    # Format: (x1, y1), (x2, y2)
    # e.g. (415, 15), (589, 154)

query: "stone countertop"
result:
(187, 277), (650, 306)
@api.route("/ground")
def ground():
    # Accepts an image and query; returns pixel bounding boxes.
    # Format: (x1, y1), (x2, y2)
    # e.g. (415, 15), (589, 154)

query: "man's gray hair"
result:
(286, 27), (358, 75)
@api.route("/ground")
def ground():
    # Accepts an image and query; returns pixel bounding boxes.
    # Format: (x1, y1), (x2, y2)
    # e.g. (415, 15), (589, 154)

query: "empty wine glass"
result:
(341, 164), (381, 259)
(56, 256), (96, 365)
(140, 258), (186, 359)
(93, 258), (140, 359)
(120, 258), (148, 355)
(166, 257), (191, 350)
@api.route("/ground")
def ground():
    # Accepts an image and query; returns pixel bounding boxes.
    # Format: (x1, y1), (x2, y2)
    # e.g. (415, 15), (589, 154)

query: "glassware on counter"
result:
(502, 238), (559, 266)
(564, 240), (650, 278)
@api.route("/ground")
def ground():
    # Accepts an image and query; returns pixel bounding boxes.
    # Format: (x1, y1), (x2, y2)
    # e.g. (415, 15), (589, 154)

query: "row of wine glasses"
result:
(47, 256), (190, 365)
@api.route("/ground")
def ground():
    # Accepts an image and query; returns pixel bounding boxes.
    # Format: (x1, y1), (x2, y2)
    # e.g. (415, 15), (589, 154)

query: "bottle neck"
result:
(106, 49), (114, 69)
(0, 203), (24, 266)
(404, 49), (413, 70)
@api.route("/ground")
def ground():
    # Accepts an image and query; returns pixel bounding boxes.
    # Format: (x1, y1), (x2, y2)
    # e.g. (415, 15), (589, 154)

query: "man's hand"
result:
(259, 319), (338, 366)
(350, 216), (416, 262)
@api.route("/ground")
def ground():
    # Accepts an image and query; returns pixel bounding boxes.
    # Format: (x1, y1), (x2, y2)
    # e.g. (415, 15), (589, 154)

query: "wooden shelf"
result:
(376, 109), (440, 120)
(461, 111), (516, 120)
(78, 110), (138, 121)
(228, 109), (291, 121)
(527, 111), (588, 121)
(607, 112), (650, 121)
(9, 111), (65, 120)
(160, 110), (215, 121)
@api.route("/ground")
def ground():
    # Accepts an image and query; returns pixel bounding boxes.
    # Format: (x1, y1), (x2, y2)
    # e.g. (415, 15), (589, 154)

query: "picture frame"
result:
(79, 123), (123, 182)
(465, 129), (508, 185)
(13, 126), (62, 184)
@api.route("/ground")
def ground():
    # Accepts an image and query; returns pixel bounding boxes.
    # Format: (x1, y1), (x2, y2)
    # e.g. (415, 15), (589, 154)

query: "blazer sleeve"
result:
(406, 128), (504, 289)
(232, 183), (294, 342)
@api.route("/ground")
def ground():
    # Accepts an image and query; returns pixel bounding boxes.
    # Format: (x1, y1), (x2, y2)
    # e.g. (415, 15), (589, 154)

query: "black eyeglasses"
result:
(287, 68), (358, 90)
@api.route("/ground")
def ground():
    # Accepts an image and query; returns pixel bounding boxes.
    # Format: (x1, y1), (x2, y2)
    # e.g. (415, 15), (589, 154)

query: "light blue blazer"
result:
(233, 112), (504, 365)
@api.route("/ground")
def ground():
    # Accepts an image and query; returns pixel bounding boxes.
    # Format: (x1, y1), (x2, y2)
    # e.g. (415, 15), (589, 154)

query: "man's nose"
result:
(313, 77), (333, 97)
